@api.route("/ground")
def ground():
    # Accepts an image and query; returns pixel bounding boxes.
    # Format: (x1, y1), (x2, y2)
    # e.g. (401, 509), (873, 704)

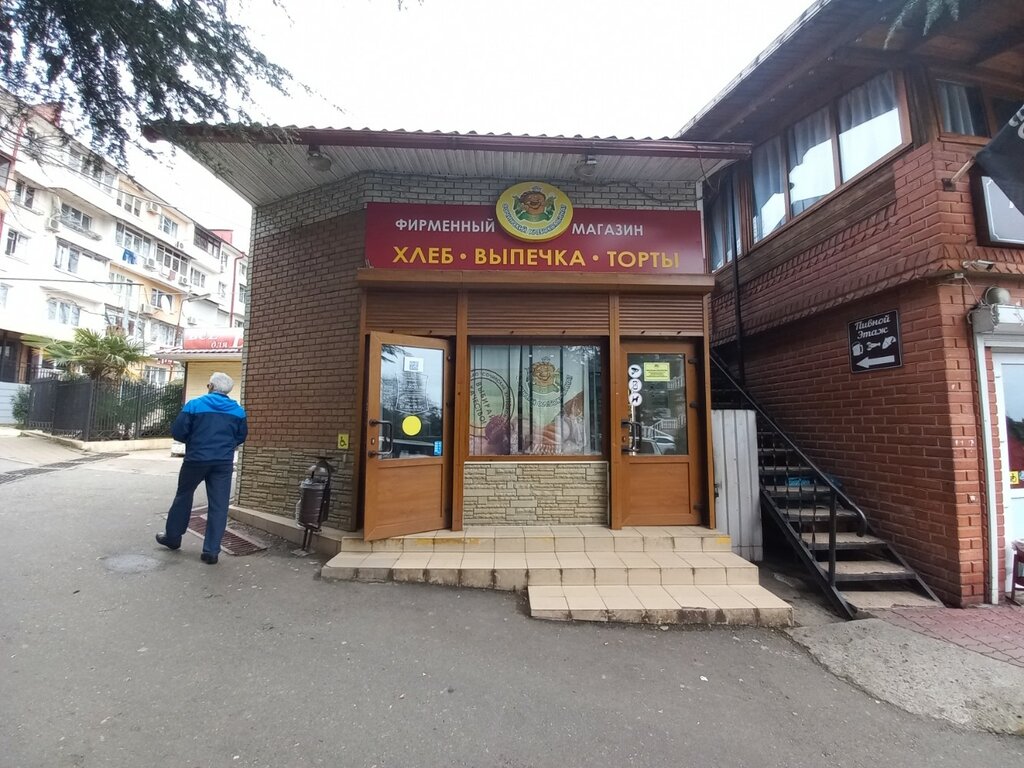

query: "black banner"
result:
(975, 103), (1024, 215)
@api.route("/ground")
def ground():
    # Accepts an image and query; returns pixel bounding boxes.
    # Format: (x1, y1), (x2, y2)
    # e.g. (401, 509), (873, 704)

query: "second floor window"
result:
(190, 268), (206, 288)
(61, 203), (93, 233)
(706, 174), (742, 272)
(47, 299), (80, 326)
(752, 71), (905, 243)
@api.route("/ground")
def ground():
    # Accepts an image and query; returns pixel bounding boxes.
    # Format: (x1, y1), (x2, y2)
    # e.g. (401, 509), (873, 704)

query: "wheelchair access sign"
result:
(848, 310), (902, 373)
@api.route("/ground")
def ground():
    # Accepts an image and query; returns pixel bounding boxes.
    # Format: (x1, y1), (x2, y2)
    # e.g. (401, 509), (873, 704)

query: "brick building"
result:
(679, 0), (1024, 606)
(146, 127), (751, 544)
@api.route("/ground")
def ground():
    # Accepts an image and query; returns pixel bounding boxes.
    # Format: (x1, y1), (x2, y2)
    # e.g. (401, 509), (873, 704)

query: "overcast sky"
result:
(132, 0), (816, 251)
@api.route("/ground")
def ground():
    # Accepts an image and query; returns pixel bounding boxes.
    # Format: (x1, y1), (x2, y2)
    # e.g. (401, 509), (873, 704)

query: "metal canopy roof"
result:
(144, 125), (752, 208)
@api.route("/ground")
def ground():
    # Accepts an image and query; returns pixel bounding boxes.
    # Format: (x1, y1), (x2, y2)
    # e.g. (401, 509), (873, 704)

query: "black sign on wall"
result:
(848, 310), (902, 373)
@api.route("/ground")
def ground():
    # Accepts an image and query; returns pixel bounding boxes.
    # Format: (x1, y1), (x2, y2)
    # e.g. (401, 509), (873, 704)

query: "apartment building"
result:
(0, 96), (248, 386)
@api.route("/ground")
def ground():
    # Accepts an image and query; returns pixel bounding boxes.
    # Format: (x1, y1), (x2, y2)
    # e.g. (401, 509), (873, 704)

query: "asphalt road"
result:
(1, 450), (1022, 768)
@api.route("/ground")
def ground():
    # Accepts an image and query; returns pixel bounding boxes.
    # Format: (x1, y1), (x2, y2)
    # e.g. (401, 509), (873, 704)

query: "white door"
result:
(994, 353), (1024, 593)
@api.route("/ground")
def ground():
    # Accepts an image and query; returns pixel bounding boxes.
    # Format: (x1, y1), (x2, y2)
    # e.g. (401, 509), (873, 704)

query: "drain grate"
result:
(0, 453), (126, 485)
(186, 512), (267, 556)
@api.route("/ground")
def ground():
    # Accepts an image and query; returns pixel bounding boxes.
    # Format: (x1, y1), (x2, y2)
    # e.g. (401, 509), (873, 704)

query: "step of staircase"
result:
(321, 526), (793, 627)
(800, 532), (888, 550)
(527, 585), (792, 626)
(841, 590), (943, 611)
(816, 559), (917, 582)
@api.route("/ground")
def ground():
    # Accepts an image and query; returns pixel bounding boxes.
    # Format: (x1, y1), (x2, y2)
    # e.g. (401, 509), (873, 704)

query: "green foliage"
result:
(145, 379), (185, 436)
(0, 0), (292, 162)
(10, 386), (29, 428)
(22, 328), (149, 381)
(888, 0), (961, 44)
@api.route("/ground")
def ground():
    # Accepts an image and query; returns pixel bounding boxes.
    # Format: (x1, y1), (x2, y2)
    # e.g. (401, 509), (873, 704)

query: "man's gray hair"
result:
(208, 372), (234, 394)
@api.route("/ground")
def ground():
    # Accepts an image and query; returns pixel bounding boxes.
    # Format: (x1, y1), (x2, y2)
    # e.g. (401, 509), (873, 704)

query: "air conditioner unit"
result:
(187, 316), (198, 326)
(175, 241), (186, 250)
(44, 215), (60, 231)
(139, 303), (155, 314)
(146, 202), (161, 214)
(178, 276), (190, 287)
(143, 257), (157, 269)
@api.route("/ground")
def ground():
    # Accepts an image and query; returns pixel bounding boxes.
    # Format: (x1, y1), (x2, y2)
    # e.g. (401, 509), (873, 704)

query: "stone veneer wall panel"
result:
(462, 462), (608, 525)
(241, 171), (695, 530)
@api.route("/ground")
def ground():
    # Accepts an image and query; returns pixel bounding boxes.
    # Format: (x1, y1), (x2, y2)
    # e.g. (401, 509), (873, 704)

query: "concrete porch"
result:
(322, 525), (792, 627)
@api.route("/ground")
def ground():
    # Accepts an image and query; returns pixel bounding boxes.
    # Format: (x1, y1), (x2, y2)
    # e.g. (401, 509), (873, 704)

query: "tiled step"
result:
(338, 525), (734, 555)
(528, 584), (792, 626)
(321, 549), (760, 590)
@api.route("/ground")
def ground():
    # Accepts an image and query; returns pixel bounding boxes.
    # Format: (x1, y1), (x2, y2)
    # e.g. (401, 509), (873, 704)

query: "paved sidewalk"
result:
(875, 605), (1024, 668)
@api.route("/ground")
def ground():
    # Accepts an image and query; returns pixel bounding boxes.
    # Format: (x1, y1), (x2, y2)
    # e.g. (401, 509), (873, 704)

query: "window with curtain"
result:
(936, 80), (988, 136)
(752, 136), (786, 242)
(469, 344), (603, 457)
(707, 173), (741, 271)
(746, 72), (908, 242)
(838, 72), (902, 181)
(788, 107), (836, 216)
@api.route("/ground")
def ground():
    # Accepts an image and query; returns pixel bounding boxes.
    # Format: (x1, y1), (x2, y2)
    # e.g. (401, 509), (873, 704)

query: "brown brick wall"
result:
(238, 171), (698, 532)
(712, 139), (1024, 605)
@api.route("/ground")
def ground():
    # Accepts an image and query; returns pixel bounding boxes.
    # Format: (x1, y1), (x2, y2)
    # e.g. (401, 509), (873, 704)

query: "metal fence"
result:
(26, 377), (184, 441)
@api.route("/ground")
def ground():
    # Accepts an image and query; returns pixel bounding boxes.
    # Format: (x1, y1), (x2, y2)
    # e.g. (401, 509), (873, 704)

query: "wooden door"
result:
(614, 342), (703, 527)
(363, 332), (452, 540)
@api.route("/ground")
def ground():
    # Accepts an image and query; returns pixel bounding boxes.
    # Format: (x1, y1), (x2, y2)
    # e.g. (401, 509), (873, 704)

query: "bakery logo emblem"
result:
(496, 182), (573, 242)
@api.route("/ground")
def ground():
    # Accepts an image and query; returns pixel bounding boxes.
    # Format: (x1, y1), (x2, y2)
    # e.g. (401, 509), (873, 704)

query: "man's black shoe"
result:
(200, 553), (219, 565)
(155, 533), (180, 551)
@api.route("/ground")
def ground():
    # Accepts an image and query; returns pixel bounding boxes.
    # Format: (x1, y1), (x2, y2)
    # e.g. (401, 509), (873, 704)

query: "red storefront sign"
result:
(183, 329), (244, 351)
(365, 203), (705, 274)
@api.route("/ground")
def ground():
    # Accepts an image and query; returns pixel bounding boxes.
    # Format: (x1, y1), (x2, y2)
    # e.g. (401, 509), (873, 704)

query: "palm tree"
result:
(23, 328), (150, 381)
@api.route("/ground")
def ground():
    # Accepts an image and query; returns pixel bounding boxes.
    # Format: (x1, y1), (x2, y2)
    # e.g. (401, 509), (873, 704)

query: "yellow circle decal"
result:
(402, 415), (423, 436)
(496, 182), (574, 242)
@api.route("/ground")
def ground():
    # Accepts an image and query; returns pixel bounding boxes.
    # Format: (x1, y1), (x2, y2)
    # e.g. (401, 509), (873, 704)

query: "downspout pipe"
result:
(972, 327), (999, 604)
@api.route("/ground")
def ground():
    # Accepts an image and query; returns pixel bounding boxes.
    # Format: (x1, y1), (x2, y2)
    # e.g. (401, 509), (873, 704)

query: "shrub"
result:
(10, 386), (30, 428)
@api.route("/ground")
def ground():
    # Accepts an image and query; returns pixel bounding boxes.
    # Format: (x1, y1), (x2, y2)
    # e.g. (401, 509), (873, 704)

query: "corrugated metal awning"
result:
(145, 125), (753, 208)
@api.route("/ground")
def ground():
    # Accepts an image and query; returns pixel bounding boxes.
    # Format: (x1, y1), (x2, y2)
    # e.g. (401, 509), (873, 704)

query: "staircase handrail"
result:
(711, 353), (868, 537)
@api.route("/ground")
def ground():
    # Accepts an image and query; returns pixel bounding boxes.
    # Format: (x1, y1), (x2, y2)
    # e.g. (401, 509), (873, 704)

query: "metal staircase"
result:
(711, 353), (941, 618)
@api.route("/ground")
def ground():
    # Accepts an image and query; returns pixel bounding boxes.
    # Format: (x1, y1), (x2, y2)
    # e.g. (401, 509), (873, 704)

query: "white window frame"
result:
(13, 180), (35, 208)
(60, 203), (93, 233)
(4, 229), (23, 256)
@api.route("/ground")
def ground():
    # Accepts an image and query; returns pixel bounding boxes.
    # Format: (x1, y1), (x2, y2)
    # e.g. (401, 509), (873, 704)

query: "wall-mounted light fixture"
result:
(982, 285), (1011, 305)
(307, 144), (332, 173)
(575, 154), (598, 180)
(962, 259), (996, 272)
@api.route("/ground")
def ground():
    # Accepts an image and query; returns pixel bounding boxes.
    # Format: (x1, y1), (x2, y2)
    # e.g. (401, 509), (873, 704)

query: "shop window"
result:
(706, 172), (741, 272)
(838, 72), (902, 182)
(469, 344), (603, 457)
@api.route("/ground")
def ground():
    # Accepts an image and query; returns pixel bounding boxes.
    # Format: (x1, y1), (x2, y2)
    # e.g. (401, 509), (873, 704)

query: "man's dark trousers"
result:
(164, 461), (234, 556)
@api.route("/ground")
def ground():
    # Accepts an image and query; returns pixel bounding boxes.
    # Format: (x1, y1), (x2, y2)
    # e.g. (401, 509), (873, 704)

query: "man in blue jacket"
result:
(156, 371), (248, 564)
